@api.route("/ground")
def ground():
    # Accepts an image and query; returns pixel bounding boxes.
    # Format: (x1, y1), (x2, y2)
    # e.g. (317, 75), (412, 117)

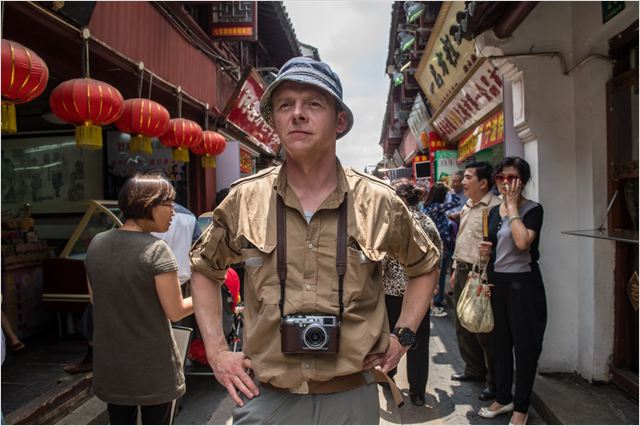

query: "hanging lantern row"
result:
(49, 78), (124, 150)
(192, 130), (226, 168)
(2, 38), (226, 166)
(115, 98), (170, 155)
(159, 118), (203, 163)
(1, 39), (50, 134)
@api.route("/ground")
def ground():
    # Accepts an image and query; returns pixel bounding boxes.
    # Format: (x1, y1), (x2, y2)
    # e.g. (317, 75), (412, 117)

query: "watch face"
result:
(394, 327), (416, 347)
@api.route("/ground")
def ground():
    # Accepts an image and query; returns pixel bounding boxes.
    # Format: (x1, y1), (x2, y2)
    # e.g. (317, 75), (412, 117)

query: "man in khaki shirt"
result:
(190, 57), (439, 424)
(449, 161), (501, 401)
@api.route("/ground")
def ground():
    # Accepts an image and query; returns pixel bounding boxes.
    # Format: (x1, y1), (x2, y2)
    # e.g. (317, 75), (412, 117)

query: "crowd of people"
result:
(2, 57), (546, 426)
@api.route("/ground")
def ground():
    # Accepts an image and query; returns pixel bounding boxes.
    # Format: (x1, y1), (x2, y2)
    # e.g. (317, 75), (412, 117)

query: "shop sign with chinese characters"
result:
(457, 109), (504, 162)
(223, 68), (280, 154)
(415, 1), (479, 113)
(431, 61), (503, 141)
(210, 1), (258, 42)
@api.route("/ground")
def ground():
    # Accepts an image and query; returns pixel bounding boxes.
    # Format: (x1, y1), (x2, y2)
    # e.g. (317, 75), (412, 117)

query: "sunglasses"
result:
(159, 201), (175, 207)
(495, 174), (519, 183)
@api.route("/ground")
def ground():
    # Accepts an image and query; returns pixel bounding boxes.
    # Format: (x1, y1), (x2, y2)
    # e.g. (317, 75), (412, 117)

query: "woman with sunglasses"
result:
(476, 157), (546, 425)
(85, 173), (194, 424)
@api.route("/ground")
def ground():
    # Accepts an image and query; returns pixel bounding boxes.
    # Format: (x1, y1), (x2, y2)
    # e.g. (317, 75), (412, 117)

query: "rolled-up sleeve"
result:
(190, 192), (242, 285)
(385, 199), (441, 278)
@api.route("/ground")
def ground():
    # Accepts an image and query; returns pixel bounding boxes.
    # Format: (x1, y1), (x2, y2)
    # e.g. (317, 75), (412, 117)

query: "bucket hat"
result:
(259, 57), (354, 139)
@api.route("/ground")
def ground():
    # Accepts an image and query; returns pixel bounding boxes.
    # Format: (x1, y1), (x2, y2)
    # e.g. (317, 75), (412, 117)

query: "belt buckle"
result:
(289, 381), (310, 394)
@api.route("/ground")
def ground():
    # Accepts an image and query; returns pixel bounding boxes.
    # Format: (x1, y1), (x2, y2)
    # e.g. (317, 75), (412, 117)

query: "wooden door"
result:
(606, 20), (639, 397)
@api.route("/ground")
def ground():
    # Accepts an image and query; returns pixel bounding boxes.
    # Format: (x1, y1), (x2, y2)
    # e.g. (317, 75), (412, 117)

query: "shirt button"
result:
(307, 243), (314, 249)
(306, 284), (312, 290)
(303, 362), (310, 369)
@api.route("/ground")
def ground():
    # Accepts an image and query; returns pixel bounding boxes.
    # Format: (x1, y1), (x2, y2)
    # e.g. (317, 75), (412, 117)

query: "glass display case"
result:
(42, 200), (123, 312)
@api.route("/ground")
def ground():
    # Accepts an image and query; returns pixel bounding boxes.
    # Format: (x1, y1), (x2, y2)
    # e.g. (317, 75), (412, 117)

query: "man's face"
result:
(271, 81), (347, 160)
(462, 167), (487, 201)
(451, 174), (463, 192)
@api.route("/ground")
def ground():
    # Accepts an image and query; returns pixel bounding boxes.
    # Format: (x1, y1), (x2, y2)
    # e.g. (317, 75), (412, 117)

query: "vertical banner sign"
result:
(415, 2), (479, 113)
(239, 148), (253, 174)
(457, 109), (504, 162)
(428, 131), (446, 177)
(223, 68), (281, 154)
(210, 1), (258, 41)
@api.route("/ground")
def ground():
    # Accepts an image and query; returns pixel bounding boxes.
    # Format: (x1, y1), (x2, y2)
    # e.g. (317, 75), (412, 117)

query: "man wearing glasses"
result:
(449, 161), (501, 402)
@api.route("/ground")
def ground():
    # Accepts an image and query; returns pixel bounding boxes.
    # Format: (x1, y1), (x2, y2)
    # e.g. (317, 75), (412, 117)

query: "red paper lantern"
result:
(1, 39), (49, 133)
(159, 118), (203, 163)
(191, 130), (226, 168)
(49, 78), (124, 149)
(115, 98), (170, 155)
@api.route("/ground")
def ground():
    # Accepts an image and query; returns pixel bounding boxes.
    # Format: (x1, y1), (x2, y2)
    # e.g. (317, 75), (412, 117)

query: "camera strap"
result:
(276, 194), (348, 322)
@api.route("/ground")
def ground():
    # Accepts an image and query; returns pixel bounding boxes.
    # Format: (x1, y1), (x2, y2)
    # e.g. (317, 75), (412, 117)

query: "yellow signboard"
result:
(415, 2), (479, 114)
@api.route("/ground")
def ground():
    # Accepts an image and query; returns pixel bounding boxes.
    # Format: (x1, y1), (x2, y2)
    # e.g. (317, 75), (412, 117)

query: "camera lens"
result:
(303, 324), (328, 349)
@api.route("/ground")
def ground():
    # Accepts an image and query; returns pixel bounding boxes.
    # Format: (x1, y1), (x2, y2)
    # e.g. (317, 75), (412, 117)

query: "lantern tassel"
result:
(76, 122), (103, 150)
(1, 102), (17, 134)
(129, 134), (153, 155)
(201, 155), (216, 169)
(172, 147), (190, 163)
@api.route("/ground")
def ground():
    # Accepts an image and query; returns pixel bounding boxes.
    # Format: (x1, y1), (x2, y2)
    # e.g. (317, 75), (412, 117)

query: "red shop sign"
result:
(457, 109), (504, 162)
(223, 68), (280, 154)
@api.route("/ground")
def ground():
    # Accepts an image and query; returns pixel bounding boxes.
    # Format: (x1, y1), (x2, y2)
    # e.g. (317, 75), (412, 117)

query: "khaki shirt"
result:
(190, 161), (440, 390)
(452, 190), (501, 266)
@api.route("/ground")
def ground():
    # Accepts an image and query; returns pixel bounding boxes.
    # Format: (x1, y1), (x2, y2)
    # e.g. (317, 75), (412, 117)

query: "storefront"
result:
(469, 1), (638, 393)
(1, 1), (227, 337)
(1, 1), (298, 340)
(414, 1), (507, 182)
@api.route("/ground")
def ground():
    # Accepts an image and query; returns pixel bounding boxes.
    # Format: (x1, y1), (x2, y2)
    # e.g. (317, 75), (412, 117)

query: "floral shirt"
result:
(423, 196), (459, 256)
(382, 206), (442, 297)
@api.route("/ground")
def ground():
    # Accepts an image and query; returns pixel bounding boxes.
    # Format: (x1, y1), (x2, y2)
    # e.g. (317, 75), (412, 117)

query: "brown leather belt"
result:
(259, 369), (404, 407)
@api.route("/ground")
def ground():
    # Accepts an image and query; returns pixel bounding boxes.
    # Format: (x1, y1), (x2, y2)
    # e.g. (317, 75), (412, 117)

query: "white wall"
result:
(479, 1), (638, 381)
(503, 80), (524, 158)
(215, 140), (241, 191)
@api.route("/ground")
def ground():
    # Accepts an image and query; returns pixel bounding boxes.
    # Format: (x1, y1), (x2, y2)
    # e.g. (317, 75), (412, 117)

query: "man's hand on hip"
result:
(380, 335), (409, 373)
(208, 349), (258, 406)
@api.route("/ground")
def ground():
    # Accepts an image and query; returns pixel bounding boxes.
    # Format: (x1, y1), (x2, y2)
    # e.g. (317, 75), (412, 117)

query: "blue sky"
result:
(283, 0), (393, 171)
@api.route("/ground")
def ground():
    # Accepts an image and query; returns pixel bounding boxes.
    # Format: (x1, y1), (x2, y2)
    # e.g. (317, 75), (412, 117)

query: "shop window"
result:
(1, 134), (103, 215)
(104, 131), (188, 209)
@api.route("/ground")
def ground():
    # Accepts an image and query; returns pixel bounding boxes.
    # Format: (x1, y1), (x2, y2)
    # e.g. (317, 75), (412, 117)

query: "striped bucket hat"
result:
(259, 57), (354, 139)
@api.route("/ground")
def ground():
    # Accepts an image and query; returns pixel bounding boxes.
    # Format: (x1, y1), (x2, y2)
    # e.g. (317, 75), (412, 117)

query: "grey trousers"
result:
(453, 267), (496, 387)
(232, 377), (380, 425)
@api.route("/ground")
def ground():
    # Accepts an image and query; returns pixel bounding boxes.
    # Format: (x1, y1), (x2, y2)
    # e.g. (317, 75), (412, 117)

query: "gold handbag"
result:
(456, 258), (494, 333)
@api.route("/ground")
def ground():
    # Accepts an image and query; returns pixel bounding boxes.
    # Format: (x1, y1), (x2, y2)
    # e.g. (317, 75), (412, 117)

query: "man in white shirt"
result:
(152, 203), (201, 286)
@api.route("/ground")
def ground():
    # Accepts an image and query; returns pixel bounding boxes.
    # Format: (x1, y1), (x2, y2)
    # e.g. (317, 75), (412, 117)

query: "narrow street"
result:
(174, 305), (545, 425)
(2, 2), (638, 425)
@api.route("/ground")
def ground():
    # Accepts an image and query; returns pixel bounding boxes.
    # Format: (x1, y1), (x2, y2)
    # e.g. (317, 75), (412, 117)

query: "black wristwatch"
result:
(392, 327), (417, 348)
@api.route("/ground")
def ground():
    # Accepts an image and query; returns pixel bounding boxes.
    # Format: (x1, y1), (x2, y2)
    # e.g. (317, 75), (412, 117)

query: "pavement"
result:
(1, 329), (91, 424)
(5, 301), (639, 425)
(375, 306), (545, 426)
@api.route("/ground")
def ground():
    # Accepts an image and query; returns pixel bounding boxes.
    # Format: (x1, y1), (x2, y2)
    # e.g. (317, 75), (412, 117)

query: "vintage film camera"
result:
(280, 314), (340, 354)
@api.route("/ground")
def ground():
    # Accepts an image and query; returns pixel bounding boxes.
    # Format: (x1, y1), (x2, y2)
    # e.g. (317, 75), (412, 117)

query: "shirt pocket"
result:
(331, 245), (381, 309)
(241, 247), (276, 304)
(241, 247), (298, 313)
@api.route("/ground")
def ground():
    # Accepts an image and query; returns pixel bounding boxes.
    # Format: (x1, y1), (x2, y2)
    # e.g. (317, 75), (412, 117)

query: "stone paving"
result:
(378, 305), (545, 425)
